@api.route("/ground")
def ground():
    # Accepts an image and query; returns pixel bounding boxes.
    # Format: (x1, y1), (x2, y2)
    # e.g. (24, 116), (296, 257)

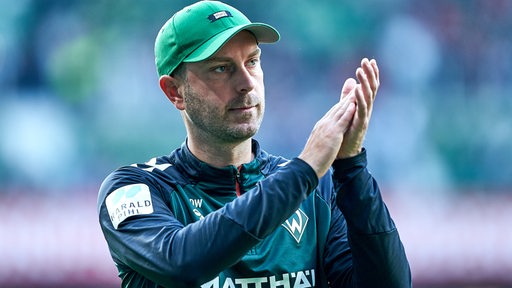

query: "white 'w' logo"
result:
(282, 209), (309, 243)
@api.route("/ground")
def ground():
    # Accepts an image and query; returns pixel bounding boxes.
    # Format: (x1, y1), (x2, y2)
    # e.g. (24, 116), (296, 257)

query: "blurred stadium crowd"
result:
(1, 0), (511, 287)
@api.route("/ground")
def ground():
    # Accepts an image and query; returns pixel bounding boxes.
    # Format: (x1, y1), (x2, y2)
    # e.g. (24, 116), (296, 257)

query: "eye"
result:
(213, 65), (227, 73)
(248, 58), (259, 67)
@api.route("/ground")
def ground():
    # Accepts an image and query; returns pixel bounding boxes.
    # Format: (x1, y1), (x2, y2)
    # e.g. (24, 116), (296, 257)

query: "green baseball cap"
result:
(155, 1), (280, 77)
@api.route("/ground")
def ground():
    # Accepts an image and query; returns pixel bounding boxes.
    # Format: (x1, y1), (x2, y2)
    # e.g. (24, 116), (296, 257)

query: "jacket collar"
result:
(169, 139), (270, 194)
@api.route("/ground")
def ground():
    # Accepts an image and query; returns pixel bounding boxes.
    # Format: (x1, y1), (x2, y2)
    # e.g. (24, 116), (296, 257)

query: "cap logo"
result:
(208, 10), (232, 22)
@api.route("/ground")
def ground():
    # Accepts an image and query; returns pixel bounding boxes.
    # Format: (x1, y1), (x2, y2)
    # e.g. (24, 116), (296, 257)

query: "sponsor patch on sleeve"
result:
(105, 183), (153, 229)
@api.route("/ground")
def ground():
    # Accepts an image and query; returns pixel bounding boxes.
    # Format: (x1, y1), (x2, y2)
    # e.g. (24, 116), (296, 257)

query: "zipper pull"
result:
(235, 166), (242, 197)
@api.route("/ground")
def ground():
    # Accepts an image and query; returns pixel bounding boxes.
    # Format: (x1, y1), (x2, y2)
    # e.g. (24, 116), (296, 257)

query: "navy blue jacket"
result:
(97, 140), (411, 287)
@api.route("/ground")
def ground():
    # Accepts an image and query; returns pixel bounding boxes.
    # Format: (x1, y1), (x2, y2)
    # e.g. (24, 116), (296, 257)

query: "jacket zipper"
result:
(235, 166), (242, 197)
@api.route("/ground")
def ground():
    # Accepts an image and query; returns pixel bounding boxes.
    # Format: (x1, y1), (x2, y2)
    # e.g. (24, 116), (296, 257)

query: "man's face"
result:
(179, 31), (265, 144)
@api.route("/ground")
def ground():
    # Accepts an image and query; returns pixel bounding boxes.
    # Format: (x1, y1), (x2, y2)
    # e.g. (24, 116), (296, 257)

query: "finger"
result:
(361, 59), (378, 98)
(331, 95), (356, 132)
(367, 60), (379, 98)
(326, 93), (353, 122)
(339, 102), (356, 133)
(337, 93), (356, 119)
(356, 67), (372, 109)
(370, 59), (380, 87)
(340, 78), (357, 100)
(324, 94), (352, 120)
(370, 59), (380, 84)
(354, 84), (368, 121)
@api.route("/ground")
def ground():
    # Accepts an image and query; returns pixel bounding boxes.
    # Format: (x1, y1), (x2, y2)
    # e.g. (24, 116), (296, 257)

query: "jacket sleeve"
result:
(97, 157), (318, 287)
(324, 149), (412, 288)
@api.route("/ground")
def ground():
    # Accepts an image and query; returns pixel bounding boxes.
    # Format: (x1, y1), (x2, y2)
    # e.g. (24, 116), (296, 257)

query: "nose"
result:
(234, 66), (255, 94)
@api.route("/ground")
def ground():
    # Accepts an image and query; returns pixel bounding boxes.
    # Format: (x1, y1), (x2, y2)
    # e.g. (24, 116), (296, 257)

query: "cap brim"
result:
(183, 23), (280, 63)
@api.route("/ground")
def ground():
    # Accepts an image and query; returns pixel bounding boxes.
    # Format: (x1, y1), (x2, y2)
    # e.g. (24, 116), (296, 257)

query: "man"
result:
(97, 1), (411, 287)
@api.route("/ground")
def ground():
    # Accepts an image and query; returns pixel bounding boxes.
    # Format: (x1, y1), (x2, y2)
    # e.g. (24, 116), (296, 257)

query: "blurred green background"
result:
(1, 0), (511, 287)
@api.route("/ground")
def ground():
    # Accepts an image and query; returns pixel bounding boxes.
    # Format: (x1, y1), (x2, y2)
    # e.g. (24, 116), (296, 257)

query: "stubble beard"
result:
(183, 83), (264, 144)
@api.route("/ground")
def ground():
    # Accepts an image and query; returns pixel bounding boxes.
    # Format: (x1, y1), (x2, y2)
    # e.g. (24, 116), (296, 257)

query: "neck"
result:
(187, 136), (254, 168)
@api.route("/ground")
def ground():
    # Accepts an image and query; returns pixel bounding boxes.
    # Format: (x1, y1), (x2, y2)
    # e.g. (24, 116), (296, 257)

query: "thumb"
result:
(340, 78), (357, 100)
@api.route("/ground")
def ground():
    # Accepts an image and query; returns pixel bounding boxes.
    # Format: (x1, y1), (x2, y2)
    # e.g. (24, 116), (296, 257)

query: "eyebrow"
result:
(204, 47), (262, 64)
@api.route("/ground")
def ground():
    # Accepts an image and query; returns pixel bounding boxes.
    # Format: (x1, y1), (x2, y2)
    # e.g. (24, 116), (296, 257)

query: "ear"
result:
(159, 75), (185, 110)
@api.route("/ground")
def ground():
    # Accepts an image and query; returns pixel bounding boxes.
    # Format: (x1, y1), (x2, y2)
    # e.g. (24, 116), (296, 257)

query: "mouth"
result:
(228, 95), (260, 113)
(230, 105), (256, 111)
(229, 103), (258, 112)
